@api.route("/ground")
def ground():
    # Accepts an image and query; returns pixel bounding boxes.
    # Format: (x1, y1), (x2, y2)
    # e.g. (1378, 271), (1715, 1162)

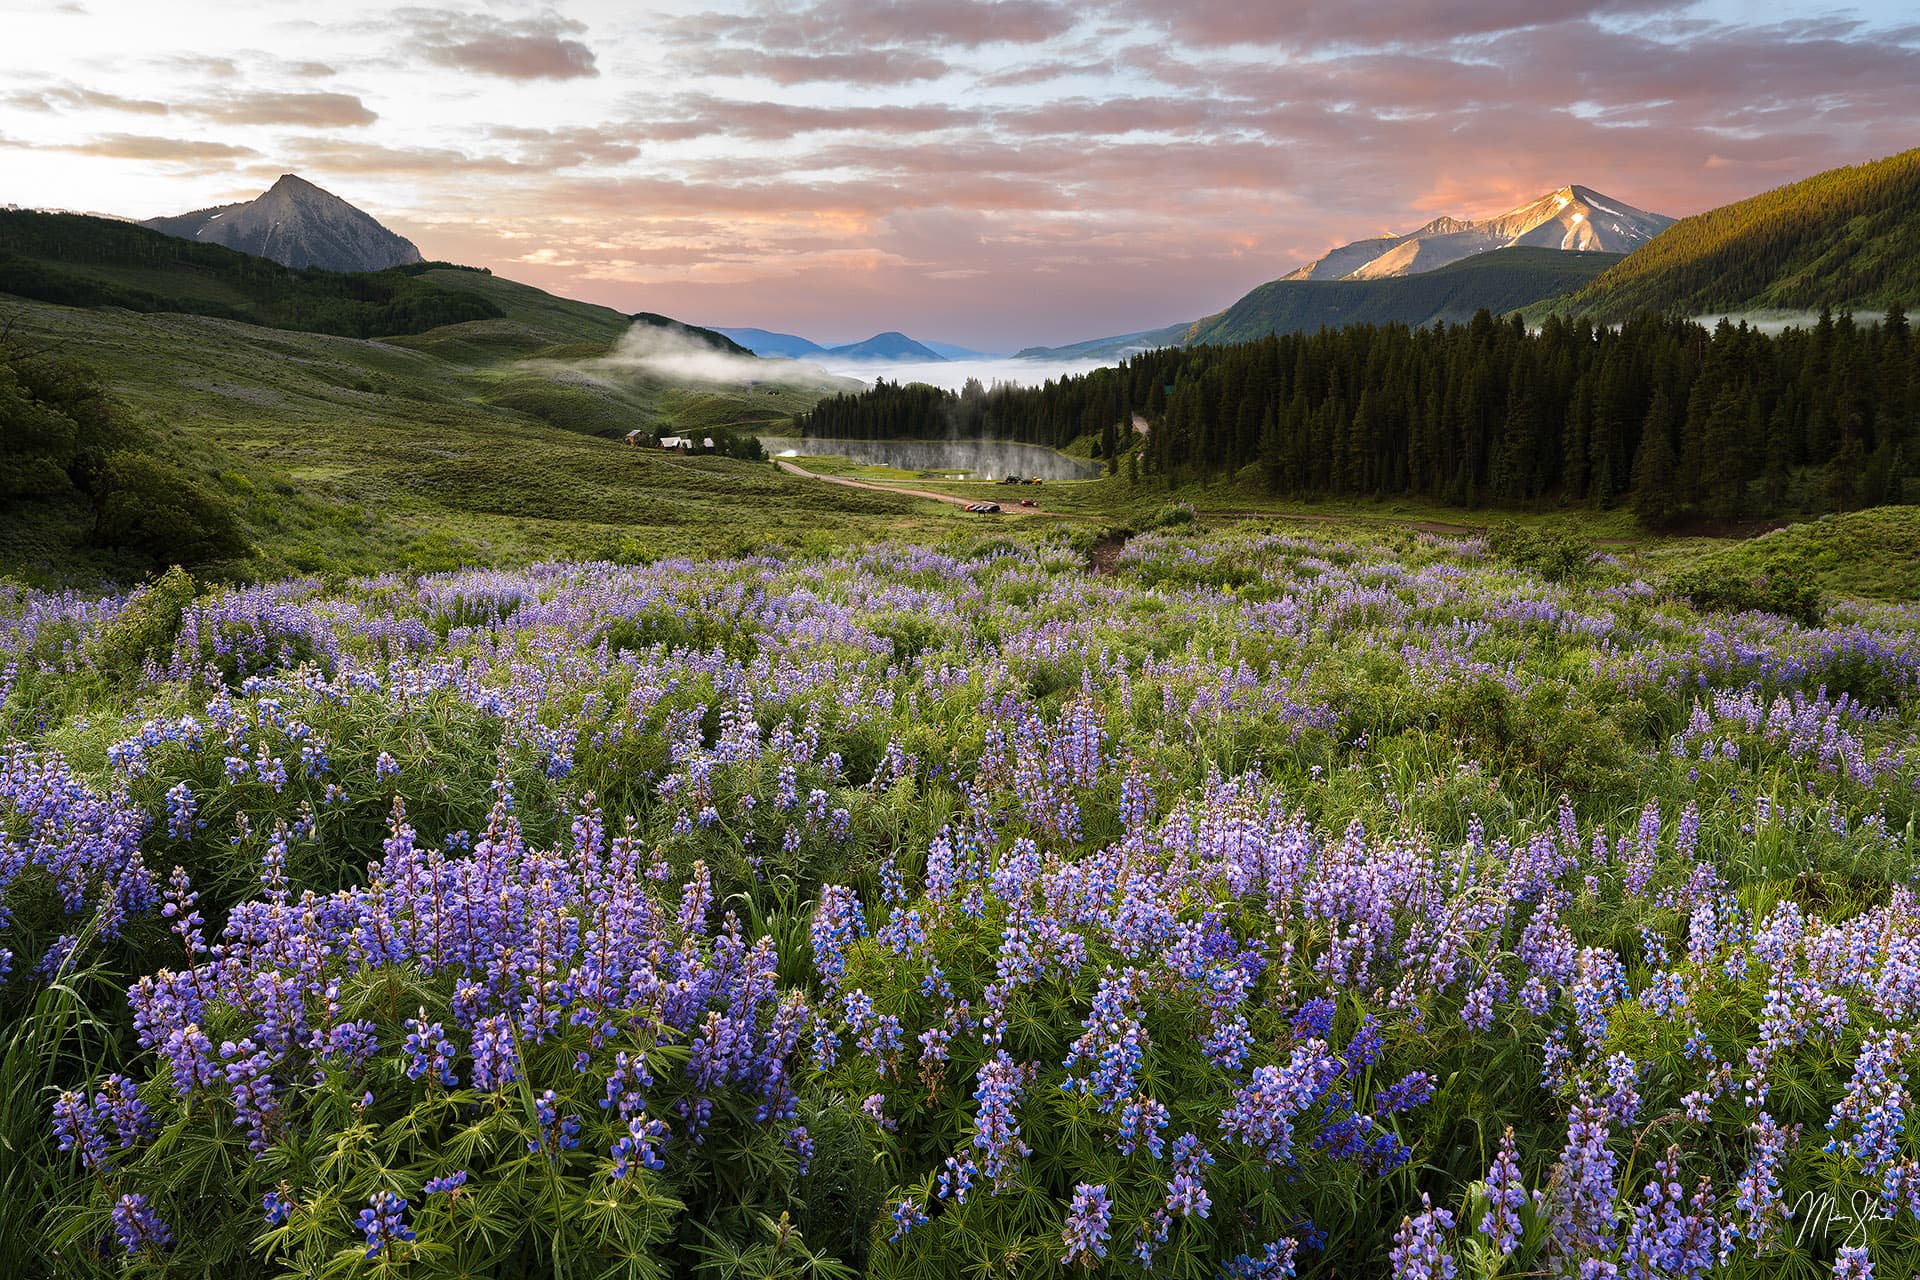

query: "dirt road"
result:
(775, 458), (1064, 515)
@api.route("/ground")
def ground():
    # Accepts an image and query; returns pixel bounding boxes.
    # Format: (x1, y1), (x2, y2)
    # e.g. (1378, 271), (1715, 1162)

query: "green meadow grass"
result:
(0, 294), (943, 583)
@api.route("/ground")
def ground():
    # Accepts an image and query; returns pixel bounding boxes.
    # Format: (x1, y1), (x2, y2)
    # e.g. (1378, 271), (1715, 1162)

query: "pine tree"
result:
(1630, 388), (1681, 526)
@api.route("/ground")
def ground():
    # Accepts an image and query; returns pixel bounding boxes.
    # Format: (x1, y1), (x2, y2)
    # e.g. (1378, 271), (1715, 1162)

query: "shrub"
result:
(1485, 522), (1591, 581)
(1669, 552), (1824, 626)
(92, 452), (248, 566)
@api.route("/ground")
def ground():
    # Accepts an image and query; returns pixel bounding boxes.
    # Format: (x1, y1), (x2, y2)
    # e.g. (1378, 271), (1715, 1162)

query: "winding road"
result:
(774, 458), (1064, 515)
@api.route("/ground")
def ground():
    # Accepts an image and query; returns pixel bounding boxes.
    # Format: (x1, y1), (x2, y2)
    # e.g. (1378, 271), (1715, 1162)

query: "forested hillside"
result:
(1187, 247), (1623, 345)
(0, 210), (502, 339)
(1546, 147), (1920, 320)
(800, 307), (1919, 524)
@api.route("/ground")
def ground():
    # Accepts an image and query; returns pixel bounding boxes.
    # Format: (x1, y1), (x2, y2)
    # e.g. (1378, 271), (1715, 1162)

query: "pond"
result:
(757, 437), (1098, 481)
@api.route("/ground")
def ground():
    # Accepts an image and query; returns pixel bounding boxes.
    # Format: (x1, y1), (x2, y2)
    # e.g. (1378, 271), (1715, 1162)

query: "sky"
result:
(2, 0), (1917, 351)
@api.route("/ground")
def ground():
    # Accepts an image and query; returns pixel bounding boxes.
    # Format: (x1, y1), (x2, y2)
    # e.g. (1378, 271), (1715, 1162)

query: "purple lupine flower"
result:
(610, 1114), (668, 1178)
(1060, 1182), (1112, 1265)
(1165, 1133), (1214, 1219)
(111, 1193), (173, 1254)
(401, 1012), (457, 1087)
(972, 1049), (1030, 1186)
(530, 1090), (581, 1157)
(356, 1190), (414, 1259)
(469, 1014), (519, 1090)
(936, 1155), (976, 1204)
(1735, 1112), (1798, 1250)
(424, 1170), (468, 1195)
(1548, 1095), (1619, 1267)
(1375, 1071), (1435, 1116)
(1621, 1146), (1719, 1280)
(1389, 1193), (1456, 1280)
(889, 1195), (929, 1243)
(1835, 1247), (1874, 1278)
(784, 1125), (814, 1177)
(52, 1090), (109, 1171)
(1481, 1126), (1526, 1255)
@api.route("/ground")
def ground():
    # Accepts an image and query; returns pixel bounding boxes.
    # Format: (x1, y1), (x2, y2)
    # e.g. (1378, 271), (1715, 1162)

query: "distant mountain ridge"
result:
(143, 174), (423, 273)
(713, 327), (825, 358)
(1287, 185), (1672, 282)
(1538, 148), (1920, 321)
(826, 331), (944, 362)
(715, 326), (949, 362)
(1015, 323), (1191, 362)
(1017, 184), (1670, 359)
(1185, 248), (1624, 345)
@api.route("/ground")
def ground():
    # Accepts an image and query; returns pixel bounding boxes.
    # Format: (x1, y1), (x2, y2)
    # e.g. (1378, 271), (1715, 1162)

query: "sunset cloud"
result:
(2, 132), (262, 167)
(396, 9), (600, 80)
(183, 90), (377, 127)
(2, 0), (1917, 348)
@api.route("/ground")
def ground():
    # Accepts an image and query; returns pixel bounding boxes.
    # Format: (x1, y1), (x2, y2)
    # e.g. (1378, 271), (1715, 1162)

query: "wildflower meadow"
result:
(3, 525), (1918, 1278)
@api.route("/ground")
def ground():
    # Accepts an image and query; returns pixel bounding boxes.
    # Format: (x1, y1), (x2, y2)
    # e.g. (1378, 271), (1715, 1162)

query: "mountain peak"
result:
(142, 174), (422, 273)
(1288, 184), (1674, 283)
(824, 332), (945, 362)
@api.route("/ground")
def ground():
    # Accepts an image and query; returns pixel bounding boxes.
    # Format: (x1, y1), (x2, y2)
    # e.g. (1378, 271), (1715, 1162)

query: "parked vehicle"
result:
(1019, 499), (1037, 507)
(965, 502), (1002, 514)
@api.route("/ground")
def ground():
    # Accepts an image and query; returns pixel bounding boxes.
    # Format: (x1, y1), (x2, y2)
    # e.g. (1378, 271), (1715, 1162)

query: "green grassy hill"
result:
(1539, 148), (1920, 321)
(0, 298), (928, 584)
(1648, 507), (1920, 603)
(0, 213), (939, 583)
(0, 210), (511, 339)
(1185, 247), (1622, 344)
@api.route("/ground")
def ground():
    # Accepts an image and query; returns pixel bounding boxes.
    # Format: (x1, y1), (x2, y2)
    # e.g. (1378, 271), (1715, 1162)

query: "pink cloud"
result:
(395, 9), (599, 80)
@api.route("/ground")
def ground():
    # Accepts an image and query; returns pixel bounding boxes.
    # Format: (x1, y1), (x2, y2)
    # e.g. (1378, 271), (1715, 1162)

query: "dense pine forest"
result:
(799, 308), (1920, 523)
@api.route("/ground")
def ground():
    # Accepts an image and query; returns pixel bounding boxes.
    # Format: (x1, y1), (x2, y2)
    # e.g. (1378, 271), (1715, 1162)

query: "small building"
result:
(659, 435), (692, 451)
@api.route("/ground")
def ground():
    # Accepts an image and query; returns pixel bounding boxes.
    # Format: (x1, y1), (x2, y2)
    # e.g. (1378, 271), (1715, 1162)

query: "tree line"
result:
(797, 308), (1919, 524)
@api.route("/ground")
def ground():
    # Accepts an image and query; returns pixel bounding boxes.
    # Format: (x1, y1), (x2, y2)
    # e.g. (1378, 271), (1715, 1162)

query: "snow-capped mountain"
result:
(142, 174), (423, 273)
(1284, 185), (1672, 282)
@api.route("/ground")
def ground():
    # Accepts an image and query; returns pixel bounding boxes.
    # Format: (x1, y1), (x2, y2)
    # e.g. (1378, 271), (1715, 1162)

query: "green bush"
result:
(1669, 553), (1824, 626)
(87, 566), (197, 681)
(1485, 522), (1591, 582)
(92, 452), (249, 567)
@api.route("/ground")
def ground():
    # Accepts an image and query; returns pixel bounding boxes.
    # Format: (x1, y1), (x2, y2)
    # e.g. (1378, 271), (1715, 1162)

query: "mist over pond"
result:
(757, 436), (1098, 481)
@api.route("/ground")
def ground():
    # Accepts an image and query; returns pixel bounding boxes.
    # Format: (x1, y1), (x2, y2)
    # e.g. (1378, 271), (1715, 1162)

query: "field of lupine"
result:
(3, 523), (1919, 1279)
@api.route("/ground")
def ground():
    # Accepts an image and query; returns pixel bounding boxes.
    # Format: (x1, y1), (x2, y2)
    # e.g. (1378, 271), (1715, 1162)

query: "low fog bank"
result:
(526, 327), (1117, 397)
(526, 325), (858, 391)
(1686, 310), (1896, 335)
(809, 355), (1118, 392)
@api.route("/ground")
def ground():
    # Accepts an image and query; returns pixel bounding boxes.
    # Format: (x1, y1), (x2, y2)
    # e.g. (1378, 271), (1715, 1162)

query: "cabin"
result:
(623, 429), (651, 447)
(659, 436), (692, 451)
